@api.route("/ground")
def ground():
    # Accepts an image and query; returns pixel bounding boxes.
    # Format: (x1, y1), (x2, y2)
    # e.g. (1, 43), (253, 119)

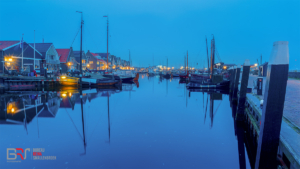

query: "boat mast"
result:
(76, 11), (83, 85)
(129, 49), (131, 67)
(103, 16), (108, 70)
(210, 35), (215, 78)
(205, 36), (210, 74)
(184, 55), (186, 74)
(187, 51), (188, 76)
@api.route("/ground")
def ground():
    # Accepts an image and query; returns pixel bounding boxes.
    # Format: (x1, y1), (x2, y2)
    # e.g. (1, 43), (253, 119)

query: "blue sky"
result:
(0, 0), (299, 69)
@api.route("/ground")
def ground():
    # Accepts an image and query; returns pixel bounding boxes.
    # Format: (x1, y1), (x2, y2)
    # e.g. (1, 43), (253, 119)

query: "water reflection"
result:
(1, 78), (253, 169)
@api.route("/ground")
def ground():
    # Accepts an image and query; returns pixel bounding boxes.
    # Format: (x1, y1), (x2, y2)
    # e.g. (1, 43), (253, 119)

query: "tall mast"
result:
(210, 35), (215, 78)
(34, 30), (35, 70)
(184, 55), (186, 74)
(22, 34), (24, 70)
(129, 49), (131, 67)
(205, 36), (209, 73)
(76, 11), (83, 85)
(103, 16), (109, 70)
(187, 51), (189, 76)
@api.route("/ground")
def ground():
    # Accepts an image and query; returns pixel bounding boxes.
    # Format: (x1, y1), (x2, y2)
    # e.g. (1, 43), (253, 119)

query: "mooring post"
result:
(233, 65), (241, 101)
(236, 60), (250, 121)
(255, 41), (289, 169)
(230, 66), (236, 94)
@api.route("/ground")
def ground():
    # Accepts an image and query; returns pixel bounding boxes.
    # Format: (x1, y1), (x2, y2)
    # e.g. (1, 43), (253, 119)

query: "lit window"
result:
(97, 62), (99, 65)
(82, 60), (86, 63)
(89, 61), (93, 64)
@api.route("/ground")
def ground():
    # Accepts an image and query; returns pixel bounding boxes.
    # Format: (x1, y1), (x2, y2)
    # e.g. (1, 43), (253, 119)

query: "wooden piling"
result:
(233, 66), (241, 101)
(236, 60), (250, 121)
(255, 41), (289, 169)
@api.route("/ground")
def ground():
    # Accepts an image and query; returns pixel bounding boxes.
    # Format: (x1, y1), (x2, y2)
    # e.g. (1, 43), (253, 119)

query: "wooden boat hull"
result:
(187, 80), (230, 89)
(187, 88), (230, 95)
(133, 73), (139, 81)
(120, 77), (135, 82)
(82, 81), (119, 86)
(163, 74), (171, 78)
(179, 74), (188, 80)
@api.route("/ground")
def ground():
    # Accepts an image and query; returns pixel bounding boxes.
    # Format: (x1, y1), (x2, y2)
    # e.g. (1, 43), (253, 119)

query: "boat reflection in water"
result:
(1, 77), (254, 169)
(0, 82), (137, 132)
(0, 92), (61, 131)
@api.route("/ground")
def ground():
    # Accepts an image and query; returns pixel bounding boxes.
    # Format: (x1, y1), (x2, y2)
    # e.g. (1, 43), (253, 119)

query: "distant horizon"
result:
(0, 0), (299, 70)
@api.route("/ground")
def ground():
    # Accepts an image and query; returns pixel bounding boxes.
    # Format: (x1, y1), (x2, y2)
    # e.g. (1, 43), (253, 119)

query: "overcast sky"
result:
(0, 0), (299, 69)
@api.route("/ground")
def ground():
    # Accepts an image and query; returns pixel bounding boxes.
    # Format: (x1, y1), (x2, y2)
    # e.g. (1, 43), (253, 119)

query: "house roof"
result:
(28, 43), (52, 53)
(91, 52), (99, 57)
(0, 41), (20, 50)
(28, 43), (53, 58)
(56, 49), (70, 63)
(96, 53), (110, 59)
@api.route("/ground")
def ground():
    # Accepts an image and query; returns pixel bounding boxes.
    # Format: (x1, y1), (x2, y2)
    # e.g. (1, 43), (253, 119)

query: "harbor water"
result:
(0, 75), (251, 168)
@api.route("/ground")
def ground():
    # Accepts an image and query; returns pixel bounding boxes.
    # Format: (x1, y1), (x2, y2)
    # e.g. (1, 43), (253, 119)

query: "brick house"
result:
(86, 51), (107, 70)
(73, 51), (87, 70)
(56, 47), (76, 73)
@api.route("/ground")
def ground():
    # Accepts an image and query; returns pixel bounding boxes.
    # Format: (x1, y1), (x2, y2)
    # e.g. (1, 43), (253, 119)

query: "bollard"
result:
(236, 60), (250, 121)
(233, 66), (241, 100)
(255, 41), (289, 169)
(256, 77), (263, 95)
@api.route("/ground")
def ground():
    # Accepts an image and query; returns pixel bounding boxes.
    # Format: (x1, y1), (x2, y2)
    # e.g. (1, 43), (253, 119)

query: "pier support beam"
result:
(230, 67), (236, 95)
(255, 41), (289, 169)
(236, 60), (250, 121)
(233, 66), (241, 101)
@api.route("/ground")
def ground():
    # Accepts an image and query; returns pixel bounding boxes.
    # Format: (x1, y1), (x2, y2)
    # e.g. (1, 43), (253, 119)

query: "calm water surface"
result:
(0, 75), (251, 168)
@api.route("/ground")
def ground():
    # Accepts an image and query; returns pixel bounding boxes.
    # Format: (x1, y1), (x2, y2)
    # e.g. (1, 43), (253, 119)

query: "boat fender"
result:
(260, 100), (264, 106)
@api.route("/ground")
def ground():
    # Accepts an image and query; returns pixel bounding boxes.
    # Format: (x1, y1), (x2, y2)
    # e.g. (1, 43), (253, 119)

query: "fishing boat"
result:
(187, 80), (230, 90)
(112, 70), (137, 82)
(148, 70), (155, 76)
(81, 77), (120, 87)
(187, 88), (230, 95)
(162, 72), (171, 79)
(186, 35), (230, 90)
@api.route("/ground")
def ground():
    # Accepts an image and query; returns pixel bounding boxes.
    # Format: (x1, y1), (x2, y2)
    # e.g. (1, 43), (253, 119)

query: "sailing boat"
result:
(187, 35), (230, 90)
(179, 52), (189, 80)
(190, 36), (210, 82)
(162, 58), (171, 78)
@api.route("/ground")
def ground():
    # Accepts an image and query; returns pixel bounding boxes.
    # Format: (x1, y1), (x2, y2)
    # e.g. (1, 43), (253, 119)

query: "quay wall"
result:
(244, 95), (300, 169)
(288, 72), (300, 79)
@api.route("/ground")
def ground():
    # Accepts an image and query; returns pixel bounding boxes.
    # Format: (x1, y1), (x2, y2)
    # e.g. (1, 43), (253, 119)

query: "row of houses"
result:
(0, 40), (130, 74)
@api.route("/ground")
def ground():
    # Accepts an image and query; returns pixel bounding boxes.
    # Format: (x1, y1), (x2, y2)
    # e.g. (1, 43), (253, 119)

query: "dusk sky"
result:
(0, 0), (299, 69)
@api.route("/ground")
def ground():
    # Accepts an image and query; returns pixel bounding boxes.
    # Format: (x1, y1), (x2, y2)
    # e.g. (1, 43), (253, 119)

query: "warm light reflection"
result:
(69, 93), (72, 97)
(61, 76), (66, 79)
(7, 103), (17, 115)
(62, 93), (67, 97)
